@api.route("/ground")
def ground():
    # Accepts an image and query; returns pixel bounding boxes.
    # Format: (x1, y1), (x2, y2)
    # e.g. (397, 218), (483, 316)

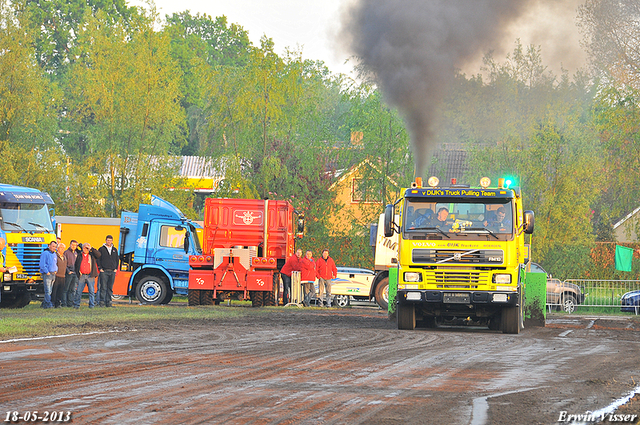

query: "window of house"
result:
(352, 179), (380, 203)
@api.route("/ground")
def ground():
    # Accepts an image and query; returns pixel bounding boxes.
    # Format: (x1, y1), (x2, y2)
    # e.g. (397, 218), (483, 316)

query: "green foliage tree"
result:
(0, 1), (58, 148)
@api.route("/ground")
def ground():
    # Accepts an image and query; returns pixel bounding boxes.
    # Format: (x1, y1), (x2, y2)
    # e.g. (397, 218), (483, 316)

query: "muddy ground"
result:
(1, 304), (639, 425)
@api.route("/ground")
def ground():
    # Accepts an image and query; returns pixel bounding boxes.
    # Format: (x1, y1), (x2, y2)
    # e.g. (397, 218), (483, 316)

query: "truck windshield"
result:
(403, 198), (514, 240)
(0, 203), (54, 232)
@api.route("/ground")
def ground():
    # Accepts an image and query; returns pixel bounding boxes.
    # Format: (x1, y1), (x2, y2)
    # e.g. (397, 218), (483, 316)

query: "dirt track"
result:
(1, 305), (639, 425)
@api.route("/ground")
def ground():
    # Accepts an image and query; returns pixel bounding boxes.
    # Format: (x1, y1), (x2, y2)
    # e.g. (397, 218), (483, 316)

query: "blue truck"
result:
(119, 196), (202, 305)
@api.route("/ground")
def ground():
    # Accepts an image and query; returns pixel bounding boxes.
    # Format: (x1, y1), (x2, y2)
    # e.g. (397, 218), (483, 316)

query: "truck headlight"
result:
(493, 274), (511, 284)
(3, 273), (11, 282)
(404, 272), (422, 282)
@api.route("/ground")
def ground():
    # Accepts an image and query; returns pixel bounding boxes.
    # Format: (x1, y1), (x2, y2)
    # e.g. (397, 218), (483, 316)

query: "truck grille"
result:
(413, 249), (503, 265)
(425, 270), (491, 289)
(9, 243), (46, 275)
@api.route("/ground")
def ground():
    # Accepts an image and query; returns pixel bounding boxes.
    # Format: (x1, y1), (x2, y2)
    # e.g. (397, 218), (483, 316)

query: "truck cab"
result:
(384, 176), (534, 333)
(120, 196), (202, 304)
(0, 184), (56, 308)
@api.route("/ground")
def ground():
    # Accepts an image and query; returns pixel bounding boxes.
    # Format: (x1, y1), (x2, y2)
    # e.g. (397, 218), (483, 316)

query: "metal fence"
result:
(546, 279), (640, 315)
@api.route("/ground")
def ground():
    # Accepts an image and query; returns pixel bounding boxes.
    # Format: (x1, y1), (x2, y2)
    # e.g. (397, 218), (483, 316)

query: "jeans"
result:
(41, 272), (55, 308)
(63, 273), (78, 307)
(99, 270), (116, 306)
(302, 281), (314, 307)
(52, 275), (65, 307)
(74, 274), (95, 308)
(318, 278), (332, 307)
(281, 274), (292, 305)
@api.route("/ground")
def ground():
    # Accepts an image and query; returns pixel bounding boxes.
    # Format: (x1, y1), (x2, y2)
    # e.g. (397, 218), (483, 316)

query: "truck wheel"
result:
(264, 274), (278, 306)
(201, 290), (214, 306)
(397, 302), (416, 330)
(250, 290), (264, 307)
(161, 290), (173, 305)
(0, 292), (31, 309)
(188, 289), (201, 306)
(501, 304), (521, 334)
(374, 277), (389, 310)
(334, 294), (350, 308)
(561, 294), (577, 313)
(136, 276), (168, 305)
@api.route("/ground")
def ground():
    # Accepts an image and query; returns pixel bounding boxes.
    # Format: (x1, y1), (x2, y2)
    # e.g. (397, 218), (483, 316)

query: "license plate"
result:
(15, 274), (29, 279)
(444, 292), (470, 304)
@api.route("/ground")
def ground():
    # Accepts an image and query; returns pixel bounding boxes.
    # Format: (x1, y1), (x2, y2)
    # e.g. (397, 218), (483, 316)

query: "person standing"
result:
(280, 248), (302, 306)
(62, 240), (80, 307)
(0, 237), (7, 305)
(316, 249), (337, 307)
(52, 243), (67, 308)
(39, 240), (58, 309)
(73, 243), (101, 309)
(300, 250), (317, 307)
(97, 235), (119, 307)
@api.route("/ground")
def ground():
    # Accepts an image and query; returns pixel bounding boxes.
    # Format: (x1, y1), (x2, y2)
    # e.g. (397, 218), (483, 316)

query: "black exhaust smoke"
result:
(339, 0), (535, 176)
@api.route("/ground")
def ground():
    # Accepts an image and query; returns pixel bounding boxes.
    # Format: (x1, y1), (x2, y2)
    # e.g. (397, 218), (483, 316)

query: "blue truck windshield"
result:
(403, 198), (514, 240)
(0, 203), (54, 232)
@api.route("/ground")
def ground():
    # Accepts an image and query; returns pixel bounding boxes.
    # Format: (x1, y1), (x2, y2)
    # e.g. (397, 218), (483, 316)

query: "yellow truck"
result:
(383, 176), (534, 333)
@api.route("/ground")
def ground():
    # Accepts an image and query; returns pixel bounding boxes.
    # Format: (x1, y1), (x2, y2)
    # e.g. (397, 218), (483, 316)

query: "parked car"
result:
(330, 267), (376, 308)
(620, 289), (640, 313)
(529, 262), (585, 313)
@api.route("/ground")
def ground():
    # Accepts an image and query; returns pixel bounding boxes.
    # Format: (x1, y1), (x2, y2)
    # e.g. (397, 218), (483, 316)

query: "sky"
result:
(133, 0), (587, 78)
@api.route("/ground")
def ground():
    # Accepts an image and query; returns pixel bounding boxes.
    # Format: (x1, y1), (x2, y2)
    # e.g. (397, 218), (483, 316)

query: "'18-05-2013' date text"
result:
(4, 412), (72, 422)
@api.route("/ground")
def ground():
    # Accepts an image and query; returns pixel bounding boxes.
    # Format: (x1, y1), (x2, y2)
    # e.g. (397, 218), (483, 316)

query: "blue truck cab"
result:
(120, 196), (202, 304)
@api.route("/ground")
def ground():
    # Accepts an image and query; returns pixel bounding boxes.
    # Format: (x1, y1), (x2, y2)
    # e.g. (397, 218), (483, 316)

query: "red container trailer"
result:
(188, 198), (303, 306)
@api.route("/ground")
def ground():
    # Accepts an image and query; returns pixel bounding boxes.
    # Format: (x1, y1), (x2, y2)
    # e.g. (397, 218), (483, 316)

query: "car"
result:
(620, 289), (640, 313)
(329, 267), (377, 308)
(528, 262), (585, 313)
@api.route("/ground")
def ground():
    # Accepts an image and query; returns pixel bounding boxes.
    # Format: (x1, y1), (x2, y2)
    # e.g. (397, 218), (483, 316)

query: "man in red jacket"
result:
(280, 248), (302, 305)
(316, 249), (337, 307)
(299, 250), (316, 307)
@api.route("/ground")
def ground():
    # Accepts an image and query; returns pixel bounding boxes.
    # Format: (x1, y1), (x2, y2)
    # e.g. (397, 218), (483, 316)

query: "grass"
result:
(0, 299), (265, 340)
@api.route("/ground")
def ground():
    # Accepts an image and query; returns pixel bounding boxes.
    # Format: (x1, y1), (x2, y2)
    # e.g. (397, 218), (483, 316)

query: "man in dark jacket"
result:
(97, 235), (119, 307)
(280, 249), (302, 306)
(73, 243), (101, 309)
(62, 240), (80, 307)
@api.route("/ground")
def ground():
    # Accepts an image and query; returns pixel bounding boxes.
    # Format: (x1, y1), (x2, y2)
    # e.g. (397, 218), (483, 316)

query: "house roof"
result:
(613, 206), (640, 230)
(328, 158), (400, 190)
(427, 149), (468, 184)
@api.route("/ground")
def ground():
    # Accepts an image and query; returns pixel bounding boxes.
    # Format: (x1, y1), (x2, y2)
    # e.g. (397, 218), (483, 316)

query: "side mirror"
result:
(184, 231), (191, 254)
(383, 204), (395, 237)
(523, 210), (535, 234)
(296, 213), (305, 238)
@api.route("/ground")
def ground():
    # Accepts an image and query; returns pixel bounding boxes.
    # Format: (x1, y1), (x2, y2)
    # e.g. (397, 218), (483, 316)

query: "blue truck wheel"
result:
(136, 276), (168, 305)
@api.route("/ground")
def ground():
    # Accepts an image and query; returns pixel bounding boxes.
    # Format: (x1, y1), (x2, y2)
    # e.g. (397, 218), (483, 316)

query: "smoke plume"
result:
(339, 0), (540, 176)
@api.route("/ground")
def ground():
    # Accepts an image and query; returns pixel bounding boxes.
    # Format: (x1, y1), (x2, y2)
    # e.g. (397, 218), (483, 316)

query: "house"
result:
(613, 207), (640, 243)
(328, 159), (400, 235)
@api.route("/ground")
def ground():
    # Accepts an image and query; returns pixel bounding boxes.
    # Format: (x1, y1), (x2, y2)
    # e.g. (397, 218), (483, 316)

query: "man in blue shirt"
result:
(39, 241), (58, 309)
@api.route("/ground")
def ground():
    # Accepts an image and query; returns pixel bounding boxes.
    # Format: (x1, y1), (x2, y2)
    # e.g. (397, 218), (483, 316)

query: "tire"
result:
(188, 289), (201, 306)
(111, 294), (124, 301)
(264, 273), (278, 306)
(397, 302), (416, 330)
(562, 294), (577, 313)
(201, 290), (214, 306)
(250, 290), (264, 308)
(334, 294), (350, 308)
(136, 276), (168, 305)
(0, 291), (31, 309)
(161, 290), (173, 305)
(501, 305), (522, 334)
(374, 277), (389, 310)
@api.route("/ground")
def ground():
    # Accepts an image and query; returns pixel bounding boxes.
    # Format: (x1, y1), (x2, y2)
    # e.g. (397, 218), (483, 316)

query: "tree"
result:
(64, 9), (186, 216)
(0, 0), (58, 148)
(578, 0), (640, 88)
